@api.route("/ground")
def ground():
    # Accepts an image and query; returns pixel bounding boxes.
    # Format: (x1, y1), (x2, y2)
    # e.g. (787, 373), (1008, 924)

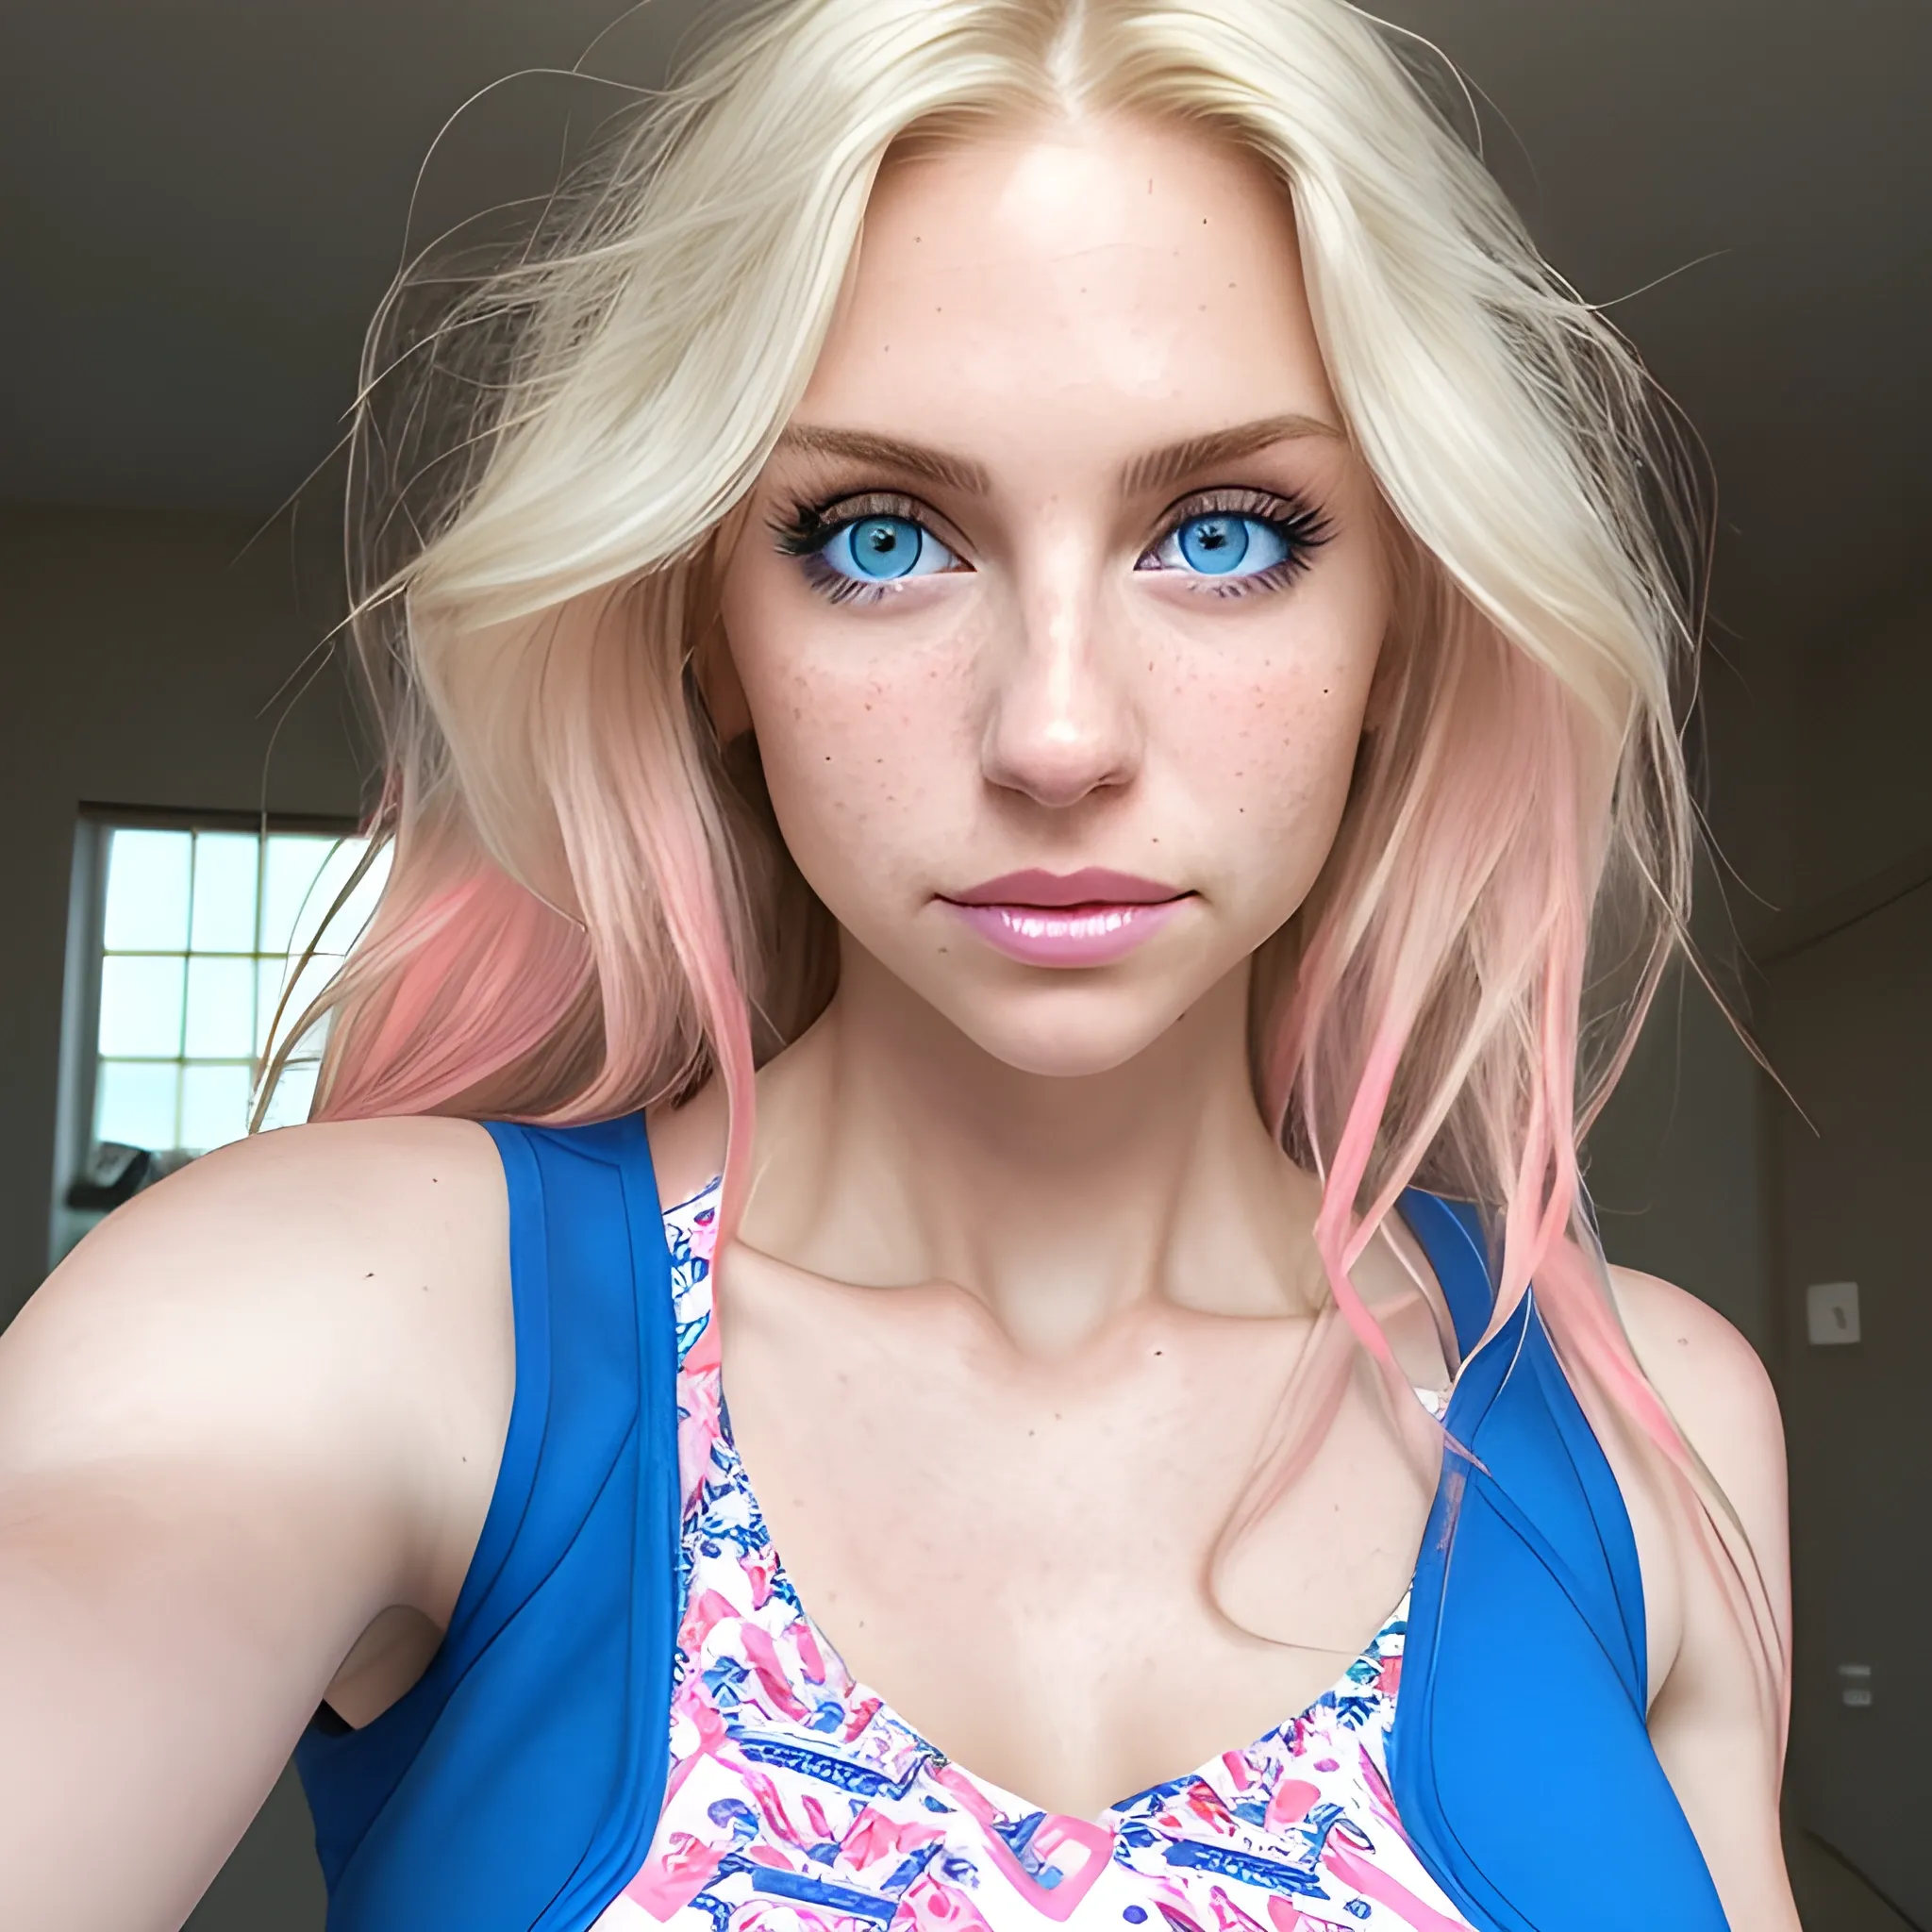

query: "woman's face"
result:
(718, 115), (1393, 1077)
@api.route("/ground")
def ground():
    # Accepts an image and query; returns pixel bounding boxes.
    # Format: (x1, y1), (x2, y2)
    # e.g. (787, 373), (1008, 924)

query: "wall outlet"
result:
(1806, 1281), (1861, 1345)
(1838, 1662), (1874, 1708)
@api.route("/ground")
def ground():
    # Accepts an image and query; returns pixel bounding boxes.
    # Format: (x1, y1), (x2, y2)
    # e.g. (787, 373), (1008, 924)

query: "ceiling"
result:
(2, 0), (1925, 662)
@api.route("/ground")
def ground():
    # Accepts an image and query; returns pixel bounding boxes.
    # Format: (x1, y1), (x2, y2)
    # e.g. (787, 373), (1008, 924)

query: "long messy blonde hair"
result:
(283, 0), (1781, 1721)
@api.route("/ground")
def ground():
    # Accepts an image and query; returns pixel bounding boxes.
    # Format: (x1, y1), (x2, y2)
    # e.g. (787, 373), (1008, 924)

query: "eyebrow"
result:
(773, 425), (991, 495)
(1120, 413), (1346, 496)
(772, 409), (1344, 503)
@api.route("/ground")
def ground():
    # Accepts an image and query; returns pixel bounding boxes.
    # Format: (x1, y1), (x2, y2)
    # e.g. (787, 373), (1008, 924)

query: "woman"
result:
(0, 2), (1794, 1927)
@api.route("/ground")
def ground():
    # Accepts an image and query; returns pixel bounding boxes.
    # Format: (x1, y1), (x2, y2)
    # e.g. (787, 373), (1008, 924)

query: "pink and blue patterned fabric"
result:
(592, 1180), (1476, 1932)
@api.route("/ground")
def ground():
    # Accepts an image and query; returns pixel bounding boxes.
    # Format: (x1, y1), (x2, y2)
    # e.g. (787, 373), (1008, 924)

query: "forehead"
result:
(796, 115), (1341, 463)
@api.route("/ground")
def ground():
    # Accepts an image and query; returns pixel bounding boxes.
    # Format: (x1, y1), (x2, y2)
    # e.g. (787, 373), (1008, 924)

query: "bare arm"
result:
(0, 1117), (511, 1932)
(1613, 1266), (1799, 1932)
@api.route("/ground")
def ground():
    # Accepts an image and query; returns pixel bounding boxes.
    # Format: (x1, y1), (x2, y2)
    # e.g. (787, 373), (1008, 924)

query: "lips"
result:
(939, 869), (1191, 967)
(946, 867), (1184, 909)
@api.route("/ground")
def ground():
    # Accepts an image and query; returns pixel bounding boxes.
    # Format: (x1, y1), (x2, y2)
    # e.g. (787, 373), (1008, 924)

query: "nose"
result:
(979, 572), (1141, 810)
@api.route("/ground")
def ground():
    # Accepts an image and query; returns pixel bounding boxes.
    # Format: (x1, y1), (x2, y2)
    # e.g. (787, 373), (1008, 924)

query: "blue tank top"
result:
(294, 1117), (1730, 1930)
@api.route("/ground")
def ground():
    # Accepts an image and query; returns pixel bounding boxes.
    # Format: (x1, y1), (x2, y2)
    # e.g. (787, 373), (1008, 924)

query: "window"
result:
(91, 822), (389, 1154)
(53, 813), (392, 1262)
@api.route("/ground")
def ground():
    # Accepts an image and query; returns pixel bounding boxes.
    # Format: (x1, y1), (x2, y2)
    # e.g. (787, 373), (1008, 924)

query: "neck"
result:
(742, 941), (1326, 1355)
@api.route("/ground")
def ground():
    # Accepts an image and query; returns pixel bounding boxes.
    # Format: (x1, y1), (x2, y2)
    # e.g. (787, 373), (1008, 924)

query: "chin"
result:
(937, 979), (1208, 1081)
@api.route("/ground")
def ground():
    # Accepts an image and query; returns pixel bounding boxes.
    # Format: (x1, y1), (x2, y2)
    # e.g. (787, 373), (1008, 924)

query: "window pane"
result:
(259, 836), (337, 958)
(302, 836), (385, 953)
(257, 1058), (319, 1134)
(341, 839), (390, 941)
(190, 831), (259, 953)
(98, 955), (186, 1058)
(184, 955), (256, 1059)
(257, 951), (341, 1058)
(102, 829), (191, 951)
(256, 956), (291, 1058)
(96, 1061), (179, 1152)
(180, 1063), (253, 1154)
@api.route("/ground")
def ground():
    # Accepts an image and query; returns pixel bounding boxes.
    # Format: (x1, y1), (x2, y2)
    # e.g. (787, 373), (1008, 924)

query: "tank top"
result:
(595, 1175), (1471, 1932)
(295, 1116), (1731, 1931)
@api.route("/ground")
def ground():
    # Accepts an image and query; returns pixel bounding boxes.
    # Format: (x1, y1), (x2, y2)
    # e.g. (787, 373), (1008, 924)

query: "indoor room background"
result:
(1, 2), (1925, 1927)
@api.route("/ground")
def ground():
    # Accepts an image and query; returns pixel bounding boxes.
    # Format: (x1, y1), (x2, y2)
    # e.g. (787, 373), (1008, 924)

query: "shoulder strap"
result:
(296, 1116), (683, 1932)
(1395, 1188), (1492, 1362)
(1390, 1194), (1730, 1932)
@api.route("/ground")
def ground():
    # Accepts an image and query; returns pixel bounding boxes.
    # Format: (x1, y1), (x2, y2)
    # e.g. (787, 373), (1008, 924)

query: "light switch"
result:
(1807, 1281), (1860, 1345)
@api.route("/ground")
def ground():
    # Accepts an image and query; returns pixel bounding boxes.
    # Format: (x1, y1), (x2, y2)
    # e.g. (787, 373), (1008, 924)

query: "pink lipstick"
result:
(941, 868), (1191, 967)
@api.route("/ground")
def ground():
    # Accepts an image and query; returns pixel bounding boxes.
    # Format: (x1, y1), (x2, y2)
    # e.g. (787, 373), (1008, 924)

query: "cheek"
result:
(1164, 628), (1378, 885)
(723, 576), (975, 891)
(1147, 501), (1391, 879)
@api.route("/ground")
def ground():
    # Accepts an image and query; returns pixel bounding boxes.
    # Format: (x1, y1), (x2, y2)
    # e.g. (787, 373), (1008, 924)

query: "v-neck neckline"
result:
(662, 1169), (1456, 1826)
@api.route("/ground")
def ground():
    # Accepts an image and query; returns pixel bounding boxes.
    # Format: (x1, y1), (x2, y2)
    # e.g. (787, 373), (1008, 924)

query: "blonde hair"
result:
(284, 0), (1780, 1726)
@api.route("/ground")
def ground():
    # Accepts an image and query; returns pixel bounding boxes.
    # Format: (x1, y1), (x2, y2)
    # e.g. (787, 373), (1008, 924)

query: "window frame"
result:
(51, 803), (367, 1268)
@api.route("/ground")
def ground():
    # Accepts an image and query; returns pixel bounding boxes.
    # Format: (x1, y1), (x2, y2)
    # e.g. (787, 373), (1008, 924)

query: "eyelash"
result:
(769, 485), (1333, 606)
(770, 492), (946, 606)
(1141, 487), (1333, 599)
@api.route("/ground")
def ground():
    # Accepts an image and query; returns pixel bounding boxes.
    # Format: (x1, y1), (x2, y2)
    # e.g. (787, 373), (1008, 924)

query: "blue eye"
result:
(819, 515), (958, 583)
(1151, 512), (1293, 579)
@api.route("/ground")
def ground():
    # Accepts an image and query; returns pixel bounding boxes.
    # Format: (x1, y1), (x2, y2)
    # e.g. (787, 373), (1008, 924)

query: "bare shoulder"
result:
(1607, 1266), (1791, 1622)
(1609, 1269), (1786, 1491)
(0, 1115), (511, 1563)
(0, 1120), (515, 1920)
